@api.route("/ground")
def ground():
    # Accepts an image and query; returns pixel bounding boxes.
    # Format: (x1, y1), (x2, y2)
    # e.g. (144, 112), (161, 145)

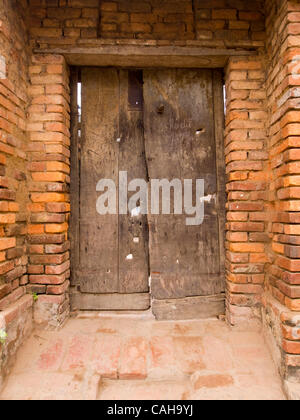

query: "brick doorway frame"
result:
(68, 65), (227, 316)
(28, 47), (266, 328)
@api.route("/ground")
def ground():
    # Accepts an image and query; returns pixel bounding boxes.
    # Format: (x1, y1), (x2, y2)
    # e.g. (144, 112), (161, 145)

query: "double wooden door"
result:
(71, 68), (225, 319)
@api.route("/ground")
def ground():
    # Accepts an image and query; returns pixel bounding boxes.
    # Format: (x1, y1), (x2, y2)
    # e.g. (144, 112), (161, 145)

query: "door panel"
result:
(143, 69), (224, 300)
(77, 68), (150, 307)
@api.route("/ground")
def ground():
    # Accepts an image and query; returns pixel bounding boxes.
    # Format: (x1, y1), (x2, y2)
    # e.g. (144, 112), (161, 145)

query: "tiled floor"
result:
(0, 312), (285, 400)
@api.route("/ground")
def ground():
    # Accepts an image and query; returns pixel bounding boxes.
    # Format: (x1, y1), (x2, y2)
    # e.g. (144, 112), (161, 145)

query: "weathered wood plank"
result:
(70, 67), (80, 286)
(35, 45), (257, 68)
(213, 69), (226, 281)
(80, 68), (120, 293)
(118, 70), (150, 294)
(152, 294), (225, 321)
(71, 292), (151, 311)
(143, 69), (225, 300)
(79, 68), (149, 301)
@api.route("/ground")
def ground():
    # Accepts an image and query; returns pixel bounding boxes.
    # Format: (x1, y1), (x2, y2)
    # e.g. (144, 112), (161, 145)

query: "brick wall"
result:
(27, 53), (70, 328)
(26, 0), (268, 327)
(25, 0), (268, 329)
(264, 0), (300, 386)
(100, 0), (265, 44)
(28, 0), (265, 50)
(0, 0), (299, 394)
(225, 56), (268, 326)
(0, 0), (33, 388)
(30, 0), (99, 42)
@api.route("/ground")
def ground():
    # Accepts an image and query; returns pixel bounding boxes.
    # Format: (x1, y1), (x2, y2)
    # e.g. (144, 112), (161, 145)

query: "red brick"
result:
(93, 336), (121, 379)
(173, 337), (205, 374)
(283, 340), (300, 354)
(37, 339), (64, 371)
(193, 374), (234, 390)
(119, 337), (148, 380)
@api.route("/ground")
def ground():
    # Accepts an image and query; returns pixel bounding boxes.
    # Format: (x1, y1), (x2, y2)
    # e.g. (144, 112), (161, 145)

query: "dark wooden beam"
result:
(34, 45), (258, 68)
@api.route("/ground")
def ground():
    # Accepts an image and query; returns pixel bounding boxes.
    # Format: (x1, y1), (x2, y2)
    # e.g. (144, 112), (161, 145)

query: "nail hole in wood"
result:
(196, 128), (205, 135)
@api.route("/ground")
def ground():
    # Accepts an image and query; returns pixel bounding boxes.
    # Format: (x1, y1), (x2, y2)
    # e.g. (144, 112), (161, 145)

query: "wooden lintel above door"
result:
(35, 44), (257, 68)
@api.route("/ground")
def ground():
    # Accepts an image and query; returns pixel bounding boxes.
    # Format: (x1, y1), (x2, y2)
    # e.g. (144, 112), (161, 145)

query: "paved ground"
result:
(0, 312), (285, 400)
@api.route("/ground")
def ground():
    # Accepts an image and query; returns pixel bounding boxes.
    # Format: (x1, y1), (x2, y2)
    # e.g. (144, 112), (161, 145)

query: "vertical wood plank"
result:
(70, 67), (80, 287)
(143, 69), (225, 300)
(79, 67), (120, 293)
(76, 68), (150, 304)
(118, 70), (150, 294)
(213, 69), (226, 283)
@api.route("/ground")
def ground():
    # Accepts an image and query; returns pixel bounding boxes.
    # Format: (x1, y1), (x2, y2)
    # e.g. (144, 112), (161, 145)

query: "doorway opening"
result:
(70, 67), (226, 321)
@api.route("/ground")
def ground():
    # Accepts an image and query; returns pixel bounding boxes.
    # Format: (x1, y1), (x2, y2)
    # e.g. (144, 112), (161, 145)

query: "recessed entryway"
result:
(70, 68), (226, 320)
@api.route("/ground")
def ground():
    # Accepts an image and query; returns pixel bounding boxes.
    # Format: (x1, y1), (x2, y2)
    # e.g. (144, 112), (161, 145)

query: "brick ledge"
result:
(0, 294), (33, 330)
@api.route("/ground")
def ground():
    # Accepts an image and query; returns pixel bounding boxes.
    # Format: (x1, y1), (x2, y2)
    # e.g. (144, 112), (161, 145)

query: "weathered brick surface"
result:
(0, 0), (35, 389)
(1, 0), (300, 393)
(22, 0), (267, 333)
(0, 0), (30, 312)
(28, 0), (265, 49)
(0, 295), (33, 390)
(225, 56), (267, 326)
(27, 53), (70, 328)
(263, 0), (300, 383)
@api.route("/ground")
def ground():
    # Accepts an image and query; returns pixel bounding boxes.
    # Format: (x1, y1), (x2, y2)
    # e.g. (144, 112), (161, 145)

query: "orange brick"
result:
(283, 339), (300, 354)
(32, 172), (66, 182)
(28, 224), (45, 235)
(28, 203), (45, 213)
(229, 243), (265, 253)
(0, 237), (16, 251)
(226, 232), (248, 242)
(31, 193), (68, 203)
(47, 64), (64, 74)
(227, 212), (248, 221)
(285, 297), (300, 311)
(45, 223), (68, 234)
(0, 214), (16, 224)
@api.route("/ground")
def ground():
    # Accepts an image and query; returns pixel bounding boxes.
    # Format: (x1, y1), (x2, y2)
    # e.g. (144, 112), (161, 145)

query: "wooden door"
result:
(143, 69), (225, 319)
(71, 68), (150, 311)
(70, 67), (225, 318)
